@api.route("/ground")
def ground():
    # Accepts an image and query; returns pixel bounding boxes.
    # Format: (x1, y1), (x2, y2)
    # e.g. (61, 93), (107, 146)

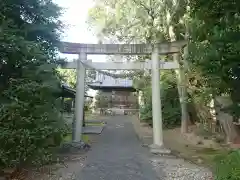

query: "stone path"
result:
(77, 115), (160, 180)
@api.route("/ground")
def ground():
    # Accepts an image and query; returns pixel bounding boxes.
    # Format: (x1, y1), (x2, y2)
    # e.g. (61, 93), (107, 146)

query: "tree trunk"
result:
(215, 95), (238, 143)
(208, 94), (218, 133)
(168, 25), (189, 133)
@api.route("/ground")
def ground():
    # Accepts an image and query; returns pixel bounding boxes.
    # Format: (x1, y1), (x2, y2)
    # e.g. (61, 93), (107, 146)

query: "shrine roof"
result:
(88, 75), (136, 92)
(61, 83), (93, 98)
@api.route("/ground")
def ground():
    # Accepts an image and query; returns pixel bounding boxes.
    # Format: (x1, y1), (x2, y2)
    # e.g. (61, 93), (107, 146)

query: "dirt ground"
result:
(131, 115), (227, 168)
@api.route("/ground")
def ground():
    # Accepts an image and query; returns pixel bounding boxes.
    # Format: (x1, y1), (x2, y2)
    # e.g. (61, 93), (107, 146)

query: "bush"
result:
(0, 0), (66, 170)
(0, 78), (68, 168)
(140, 102), (181, 129)
(140, 103), (153, 126)
(64, 99), (73, 113)
(139, 72), (181, 129)
(214, 150), (240, 180)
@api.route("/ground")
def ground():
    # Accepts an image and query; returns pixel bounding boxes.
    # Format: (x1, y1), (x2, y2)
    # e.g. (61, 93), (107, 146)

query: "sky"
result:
(55, 0), (106, 62)
(54, 0), (106, 96)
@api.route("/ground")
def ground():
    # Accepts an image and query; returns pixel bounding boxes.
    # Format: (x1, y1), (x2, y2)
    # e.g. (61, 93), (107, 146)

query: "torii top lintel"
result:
(60, 41), (187, 55)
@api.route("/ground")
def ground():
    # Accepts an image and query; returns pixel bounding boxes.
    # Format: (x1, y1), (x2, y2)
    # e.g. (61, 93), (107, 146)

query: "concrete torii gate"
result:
(60, 41), (186, 152)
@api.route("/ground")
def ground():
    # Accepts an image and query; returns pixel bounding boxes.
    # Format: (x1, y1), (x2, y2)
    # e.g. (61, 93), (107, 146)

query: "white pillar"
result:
(73, 53), (86, 142)
(151, 46), (163, 147)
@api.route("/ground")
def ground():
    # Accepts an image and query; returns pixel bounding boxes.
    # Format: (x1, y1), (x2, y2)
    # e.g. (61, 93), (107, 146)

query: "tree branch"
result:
(169, 0), (181, 23)
(132, 0), (151, 16)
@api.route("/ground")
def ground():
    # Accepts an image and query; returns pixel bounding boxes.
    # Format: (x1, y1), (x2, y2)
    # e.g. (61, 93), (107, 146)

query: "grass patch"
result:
(163, 128), (229, 169)
(195, 147), (224, 155)
(171, 146), (227, 169)
(194, 148), (229, 168)
(85, 122), (104, 126)
(63, 134), (90, 144)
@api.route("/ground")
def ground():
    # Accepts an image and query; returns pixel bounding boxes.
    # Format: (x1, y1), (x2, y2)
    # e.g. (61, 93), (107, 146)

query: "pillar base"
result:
(149, 144), (171, 155)
(59, 141), (90, 154)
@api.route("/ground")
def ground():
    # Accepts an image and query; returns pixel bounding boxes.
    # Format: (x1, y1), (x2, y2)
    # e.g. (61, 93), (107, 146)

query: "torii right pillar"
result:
(150, 45), (170, 154)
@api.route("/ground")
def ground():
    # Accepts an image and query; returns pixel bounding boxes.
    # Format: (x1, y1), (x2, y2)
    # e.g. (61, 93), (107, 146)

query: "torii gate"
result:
(60, 41), (186, 152)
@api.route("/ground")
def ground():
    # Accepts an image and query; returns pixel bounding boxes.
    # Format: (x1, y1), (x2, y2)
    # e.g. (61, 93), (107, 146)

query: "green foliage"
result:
(0, 0), (67, 168)
(214, 150), (240, 180)
(161, 71), (181, 128)
(0, 0), (62, 90)
(88, 0), (168, 43)
(58, 69), (77, 88)
(95, 91), (110, 108)
(57, 67), (96, 93)
(139, 95), (152, 126)
(0, 77), (67, 167)
(139, 72), (181, 129)
(63, 98), (73, 113)
(188, 0), (240, 118)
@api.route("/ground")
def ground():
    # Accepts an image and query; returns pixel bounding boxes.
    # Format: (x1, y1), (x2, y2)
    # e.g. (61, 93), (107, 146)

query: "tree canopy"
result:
(0, 0), (67, 168)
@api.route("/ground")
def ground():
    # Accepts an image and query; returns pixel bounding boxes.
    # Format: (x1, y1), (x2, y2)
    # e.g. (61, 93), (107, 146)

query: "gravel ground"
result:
(151, 156), (212, 180)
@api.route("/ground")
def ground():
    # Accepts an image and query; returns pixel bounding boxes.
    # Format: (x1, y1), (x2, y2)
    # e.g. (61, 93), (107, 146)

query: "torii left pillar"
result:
(73, 53), (86, 142)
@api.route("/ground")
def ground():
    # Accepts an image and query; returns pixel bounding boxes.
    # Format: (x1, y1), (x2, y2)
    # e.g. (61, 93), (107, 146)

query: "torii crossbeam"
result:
(60, 41), (187, 153)
(62, 60), (179, 70)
